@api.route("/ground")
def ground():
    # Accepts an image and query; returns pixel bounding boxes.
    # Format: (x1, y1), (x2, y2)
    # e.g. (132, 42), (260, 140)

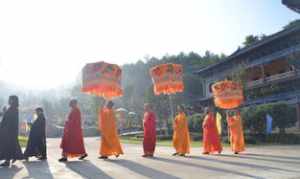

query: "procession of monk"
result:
(0, 95), (245, 167)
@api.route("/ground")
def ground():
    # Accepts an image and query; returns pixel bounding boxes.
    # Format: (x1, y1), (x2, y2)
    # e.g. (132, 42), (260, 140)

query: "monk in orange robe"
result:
(202, 107), (222, 155)
(172, 105), (190, 157)
(227, 110), (245, 154)
(142, 103), (157, 157)
(99, 101), (123, 159)
(59, 99), (88, 162)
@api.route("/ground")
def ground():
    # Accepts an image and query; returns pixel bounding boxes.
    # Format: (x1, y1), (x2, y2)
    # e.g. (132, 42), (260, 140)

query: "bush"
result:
(242, 103), (297, 134)
(190, 132), (202, 141)
(222, 133), (300, 145)
(247, 133), (300, 144)
(244, 135), (259, 144)
(166, 113), (204, 134)
(187, 113), (204, 132)
(265, 133), (300, 144)
(242, 106), (267, 134)
(271, 104), (296, 134)
(157, 135), (173, 140)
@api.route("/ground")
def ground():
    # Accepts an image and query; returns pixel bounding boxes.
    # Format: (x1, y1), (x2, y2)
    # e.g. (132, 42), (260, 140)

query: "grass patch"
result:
(120, 136), (203, 147)
(18, 136), (28, 147)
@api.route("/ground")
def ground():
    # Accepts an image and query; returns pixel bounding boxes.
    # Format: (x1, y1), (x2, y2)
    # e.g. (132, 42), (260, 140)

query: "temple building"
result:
(282, 0), (300, 13)
(195, 24), (300, 126)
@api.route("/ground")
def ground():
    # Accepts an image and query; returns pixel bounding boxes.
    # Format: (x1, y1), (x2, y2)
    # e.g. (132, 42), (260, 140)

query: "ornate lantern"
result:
(81, 61), (123, 100)
(212, 80), (244, 109)
(150, 63), (184, 95)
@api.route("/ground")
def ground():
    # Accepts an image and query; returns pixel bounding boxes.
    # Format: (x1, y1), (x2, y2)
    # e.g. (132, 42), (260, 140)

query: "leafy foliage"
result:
(242, 103), (297, 134)
(115, 51), (224, 123)
(243, 34), (267, 47)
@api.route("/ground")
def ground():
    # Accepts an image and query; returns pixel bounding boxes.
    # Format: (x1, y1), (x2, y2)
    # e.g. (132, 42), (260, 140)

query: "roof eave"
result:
(194, 25), (300, 76)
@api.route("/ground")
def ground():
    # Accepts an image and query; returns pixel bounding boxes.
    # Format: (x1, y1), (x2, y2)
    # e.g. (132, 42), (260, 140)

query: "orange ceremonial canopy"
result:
(81, 61), (123, 100)
(150, 63), (184, 95)
(212, 80), (244, 109)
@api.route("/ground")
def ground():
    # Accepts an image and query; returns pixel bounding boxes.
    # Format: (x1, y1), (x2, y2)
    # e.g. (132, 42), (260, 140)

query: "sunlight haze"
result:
(0, 0), (298, 89)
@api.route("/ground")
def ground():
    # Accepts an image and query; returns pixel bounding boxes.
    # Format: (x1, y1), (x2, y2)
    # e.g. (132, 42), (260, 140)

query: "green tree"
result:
(243, 35), (260, 47)
(243, 34), (267, 47)
(270, 103), (296, 134)
(242, 103), (297, 134)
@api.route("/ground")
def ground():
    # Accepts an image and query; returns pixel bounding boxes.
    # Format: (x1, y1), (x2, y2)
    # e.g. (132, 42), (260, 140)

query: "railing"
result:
(247, 44), (300, 68)
(243, 90), (300, 107)
(247, 70), (298, 89)
(265, 70), (297, 82)
(247, 79), (264, 88)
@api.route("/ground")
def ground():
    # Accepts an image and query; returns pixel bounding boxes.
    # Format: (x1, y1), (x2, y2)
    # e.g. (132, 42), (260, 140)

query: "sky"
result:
(0, 0), (298, 90)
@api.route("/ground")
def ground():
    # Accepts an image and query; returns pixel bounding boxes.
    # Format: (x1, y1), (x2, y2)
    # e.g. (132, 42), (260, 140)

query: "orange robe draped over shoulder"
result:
(99, 107), (124, 156)
(227, 113), (245, 153)
(202, 113), (222, 154)
(60, 107), (87, 157)
(173, 112), (190, 154)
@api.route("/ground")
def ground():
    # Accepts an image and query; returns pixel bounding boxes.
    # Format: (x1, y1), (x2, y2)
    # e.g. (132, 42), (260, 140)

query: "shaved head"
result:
(144, 103), (152, 112)
(106, 101), (114, 109)
(69, 99), (78, 108)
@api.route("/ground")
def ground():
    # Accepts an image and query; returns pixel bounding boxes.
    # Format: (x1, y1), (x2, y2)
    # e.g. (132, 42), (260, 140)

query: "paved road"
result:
(1, 138), (300, 179)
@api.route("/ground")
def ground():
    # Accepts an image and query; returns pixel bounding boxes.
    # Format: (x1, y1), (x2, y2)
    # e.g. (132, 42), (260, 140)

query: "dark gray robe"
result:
(24, 115), (47, 158)
(0, 107), (24, 160)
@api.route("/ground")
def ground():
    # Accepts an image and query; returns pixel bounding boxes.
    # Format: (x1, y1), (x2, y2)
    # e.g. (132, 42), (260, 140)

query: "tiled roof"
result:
(282, 0), (300, 13)
(195, 25), (300, 75)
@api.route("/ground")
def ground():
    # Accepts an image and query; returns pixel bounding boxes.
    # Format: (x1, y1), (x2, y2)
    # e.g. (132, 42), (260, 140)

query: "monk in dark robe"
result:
(202, 107), (222, 155)
(24, 108), (47, 161)
(59, 99), (88, 162)
(142, 103), (157, 157)
(0, 95), (24, 167)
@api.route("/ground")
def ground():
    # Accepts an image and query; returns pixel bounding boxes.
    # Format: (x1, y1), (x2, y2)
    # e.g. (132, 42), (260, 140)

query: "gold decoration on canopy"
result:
(212, 80), (244, 109)
(81, 61), (123, 100)
(150, 63), (184, 95)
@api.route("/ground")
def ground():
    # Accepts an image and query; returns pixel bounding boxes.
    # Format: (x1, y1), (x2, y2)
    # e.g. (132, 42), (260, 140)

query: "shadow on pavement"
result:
(65, 160), (113, 179)
(149, 157), (265, 179)
(188, 155), (299, 173)
(0, 165), (22, 179)
(244, 153), (300, 160)
(219, 153), (300, 165)
(108, 159), (180, 179)
(23, 160), (54, 179)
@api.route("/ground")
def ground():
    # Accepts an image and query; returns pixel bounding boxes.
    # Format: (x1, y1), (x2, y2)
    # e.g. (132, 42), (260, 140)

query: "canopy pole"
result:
(169, 94), (174, 119)
(166, 94), (175, 136)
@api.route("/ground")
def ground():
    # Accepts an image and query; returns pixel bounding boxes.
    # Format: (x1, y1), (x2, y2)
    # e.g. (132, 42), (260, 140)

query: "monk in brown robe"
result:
(99, 101), (123, 159)
(172, 105), (190, 157)
(142, 103), (157, 157)
(59, 99), (88, 162)
(227, 110), (245, 154)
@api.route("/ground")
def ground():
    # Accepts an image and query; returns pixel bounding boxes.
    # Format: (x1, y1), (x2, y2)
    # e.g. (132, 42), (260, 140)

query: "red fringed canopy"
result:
(81, 61), (123, 100)
(150, 63), (184, 95)
(212, 80), (244, 109)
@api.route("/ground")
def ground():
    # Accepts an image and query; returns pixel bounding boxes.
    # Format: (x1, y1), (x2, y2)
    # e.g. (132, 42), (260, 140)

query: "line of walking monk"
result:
(0, 95), (245, 167)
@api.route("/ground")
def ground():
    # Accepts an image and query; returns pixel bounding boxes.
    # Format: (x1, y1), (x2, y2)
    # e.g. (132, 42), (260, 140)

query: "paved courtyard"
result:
(1, 138), (300, 179)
